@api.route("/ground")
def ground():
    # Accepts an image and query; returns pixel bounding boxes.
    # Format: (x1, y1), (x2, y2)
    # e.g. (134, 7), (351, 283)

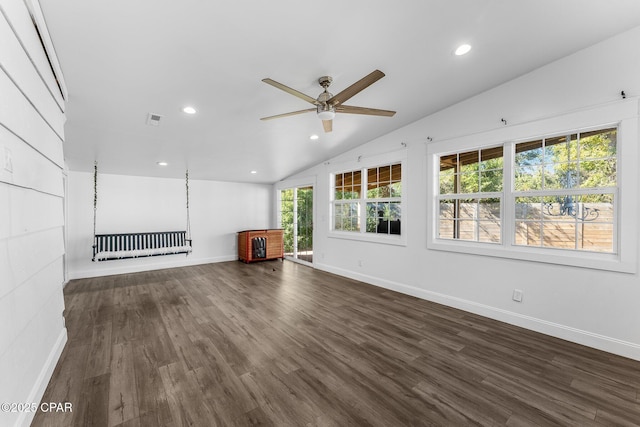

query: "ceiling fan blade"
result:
(322, 119), (333, 133)
(336, 105), (396, 117)
(260, 108), (316, 121)
(327, 70), (385, 107)
(262, 78), (318, 105)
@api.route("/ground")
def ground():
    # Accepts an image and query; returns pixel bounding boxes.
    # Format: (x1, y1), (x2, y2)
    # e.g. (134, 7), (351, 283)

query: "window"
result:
(365, 164), (402, 235)
(513, 128), (616, 252)
(438, 147), (503, 243)
(332, 161), (403, 240)
(428, 101), (637, 272)
(436, 127), (617, 253)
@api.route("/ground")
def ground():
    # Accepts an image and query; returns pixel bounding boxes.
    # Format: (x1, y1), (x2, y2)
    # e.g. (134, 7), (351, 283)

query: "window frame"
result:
(426, 100), (638, 273)
(329, 151), (407, 246)
(437, 145), (505, 244)
(510, 128), (618, 253)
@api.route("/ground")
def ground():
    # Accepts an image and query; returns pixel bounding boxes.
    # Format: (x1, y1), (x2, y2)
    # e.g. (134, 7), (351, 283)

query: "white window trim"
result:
(427, 99), (638, 273)
(329, 150), (407, 246)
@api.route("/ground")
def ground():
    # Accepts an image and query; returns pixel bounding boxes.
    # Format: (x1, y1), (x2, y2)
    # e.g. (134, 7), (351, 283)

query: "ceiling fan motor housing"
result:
(316, 90), (335, 120)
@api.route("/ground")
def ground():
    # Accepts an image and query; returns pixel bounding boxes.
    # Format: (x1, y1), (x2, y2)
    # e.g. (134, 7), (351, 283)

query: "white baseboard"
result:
(16, 328), (68, 427)
(315, 262), (640, 362)
(68, 255), (238, 280)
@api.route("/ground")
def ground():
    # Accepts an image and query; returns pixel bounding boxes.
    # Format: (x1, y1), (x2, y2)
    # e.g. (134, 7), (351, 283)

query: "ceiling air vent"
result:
(146, 113), (163, 126)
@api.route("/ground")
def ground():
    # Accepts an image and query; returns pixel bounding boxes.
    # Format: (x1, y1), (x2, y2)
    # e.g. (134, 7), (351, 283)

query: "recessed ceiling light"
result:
(250, 170), (257, 174)
(455, 44), (472, 56)
(183, 106), (197, 114)
(310, 134), (319, 140)
(157, 161), (168, 166)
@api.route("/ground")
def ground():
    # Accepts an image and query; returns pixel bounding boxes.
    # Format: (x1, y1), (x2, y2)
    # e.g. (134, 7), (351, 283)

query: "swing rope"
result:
(93, 161), (98, 239)
(186, 169), (191, 241)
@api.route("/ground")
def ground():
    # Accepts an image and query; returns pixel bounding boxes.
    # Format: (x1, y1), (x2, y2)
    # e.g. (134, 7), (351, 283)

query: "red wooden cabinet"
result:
(237, 229), (284, 263)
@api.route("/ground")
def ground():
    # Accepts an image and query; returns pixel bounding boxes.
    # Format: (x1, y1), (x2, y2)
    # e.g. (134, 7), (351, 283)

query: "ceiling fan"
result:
(260, 69), (396, 133)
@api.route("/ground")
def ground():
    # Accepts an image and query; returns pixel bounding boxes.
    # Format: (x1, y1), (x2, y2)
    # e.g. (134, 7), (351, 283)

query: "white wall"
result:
(281, 26), (640, 360)
(0, 0), (67, 426)
(67, 171), (273, 279)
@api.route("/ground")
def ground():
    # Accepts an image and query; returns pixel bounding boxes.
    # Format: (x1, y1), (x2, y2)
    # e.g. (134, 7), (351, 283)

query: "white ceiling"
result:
(40, 0), (640, 183)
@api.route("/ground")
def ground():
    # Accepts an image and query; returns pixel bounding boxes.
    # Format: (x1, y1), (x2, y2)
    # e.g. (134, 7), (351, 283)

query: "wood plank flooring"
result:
(32, 261), (640, 426)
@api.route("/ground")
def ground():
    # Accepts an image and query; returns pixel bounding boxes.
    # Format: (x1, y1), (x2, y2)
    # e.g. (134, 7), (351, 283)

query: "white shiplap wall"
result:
(0, 0), (67, 425)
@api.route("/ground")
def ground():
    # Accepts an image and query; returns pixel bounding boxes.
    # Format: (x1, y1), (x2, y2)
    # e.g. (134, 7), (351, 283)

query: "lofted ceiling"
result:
(40, 0), (640, 183)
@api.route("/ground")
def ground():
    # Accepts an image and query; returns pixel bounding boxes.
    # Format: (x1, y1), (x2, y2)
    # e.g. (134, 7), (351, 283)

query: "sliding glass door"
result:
(280, 186), (313, 265)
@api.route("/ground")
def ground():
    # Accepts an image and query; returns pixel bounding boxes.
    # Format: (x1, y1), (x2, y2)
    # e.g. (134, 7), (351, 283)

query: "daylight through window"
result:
(333, 162), (402, 237)
(436, 126), (617, 254)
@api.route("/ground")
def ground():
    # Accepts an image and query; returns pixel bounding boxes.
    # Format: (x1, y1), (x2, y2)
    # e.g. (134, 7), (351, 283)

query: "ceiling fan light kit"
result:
(261, 70), (395, 133)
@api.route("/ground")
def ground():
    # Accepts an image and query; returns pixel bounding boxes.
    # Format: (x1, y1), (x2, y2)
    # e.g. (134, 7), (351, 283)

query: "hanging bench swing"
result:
(91, 163), (193, 261)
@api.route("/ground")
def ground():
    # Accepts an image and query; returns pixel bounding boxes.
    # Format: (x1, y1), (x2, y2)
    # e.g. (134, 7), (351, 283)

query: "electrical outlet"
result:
(512, 289), (524, 302)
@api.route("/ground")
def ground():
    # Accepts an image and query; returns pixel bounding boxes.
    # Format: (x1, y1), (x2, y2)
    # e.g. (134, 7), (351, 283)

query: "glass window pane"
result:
(578, 223), (614, 253)
(478, 199), (500, 221)
(545, 134), (578, 164)
(515, 165), (542, 191)
(352, 185), (361, 199)
(458, 199), (477, 219)
(543, 163), (578, 189)
(542, 222), (576, 249)
(334, 213), (342, 230)
(344, 172), (352, 187)
(391, 182), (402, 198)
(515, 221), (541, 246)
(542, 196), (579, 222)
(460, 173), (479, 193)
(389, 202), (401, 221)
(353, 170), (362, 187)
(440, 169), (455, 194)
(438, 218), (455, 239)
(480, 147), (503, 170)
(480, 170), (503, 192)
(379, 166), (390, 183)
(515, 139), (543, 167)
(457, 220), (476, 241)
(439, 199), (456, 220)
(580, 128), (616, 159)
(368, 167), (377, 185)
(460, 150), (479, 173)
(515, 197), (542, 220)
(365, 202), (377, 233)
(581, 194), (614, 221)
(378, 184), (391, 198)
(478, 221), (501, 243)
(579, 159), (616, 188)
(440, 154), (458, 171)
(391, 163), (402, 182)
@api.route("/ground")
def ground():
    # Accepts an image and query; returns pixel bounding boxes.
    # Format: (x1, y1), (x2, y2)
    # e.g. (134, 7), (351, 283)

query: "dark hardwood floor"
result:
(33, 261), (640, 426)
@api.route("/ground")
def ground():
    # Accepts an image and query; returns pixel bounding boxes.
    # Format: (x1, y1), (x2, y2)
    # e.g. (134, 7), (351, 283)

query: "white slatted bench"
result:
(92, 231), (192, 261)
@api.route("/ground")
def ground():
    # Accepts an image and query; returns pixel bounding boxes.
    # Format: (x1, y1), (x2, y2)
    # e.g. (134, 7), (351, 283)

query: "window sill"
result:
(329, 230), (407, 246)
(428, 239), (635, 273)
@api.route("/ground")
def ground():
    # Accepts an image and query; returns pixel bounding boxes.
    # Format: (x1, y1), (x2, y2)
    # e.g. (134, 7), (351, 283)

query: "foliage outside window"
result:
(514, 128), (616, 252)
(280, 187), (313, 259)
(436, 126), (617, 254)
(333, 163), (402, 236)
(280, 189), (295, 253)
(438, 147), (503, 243)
